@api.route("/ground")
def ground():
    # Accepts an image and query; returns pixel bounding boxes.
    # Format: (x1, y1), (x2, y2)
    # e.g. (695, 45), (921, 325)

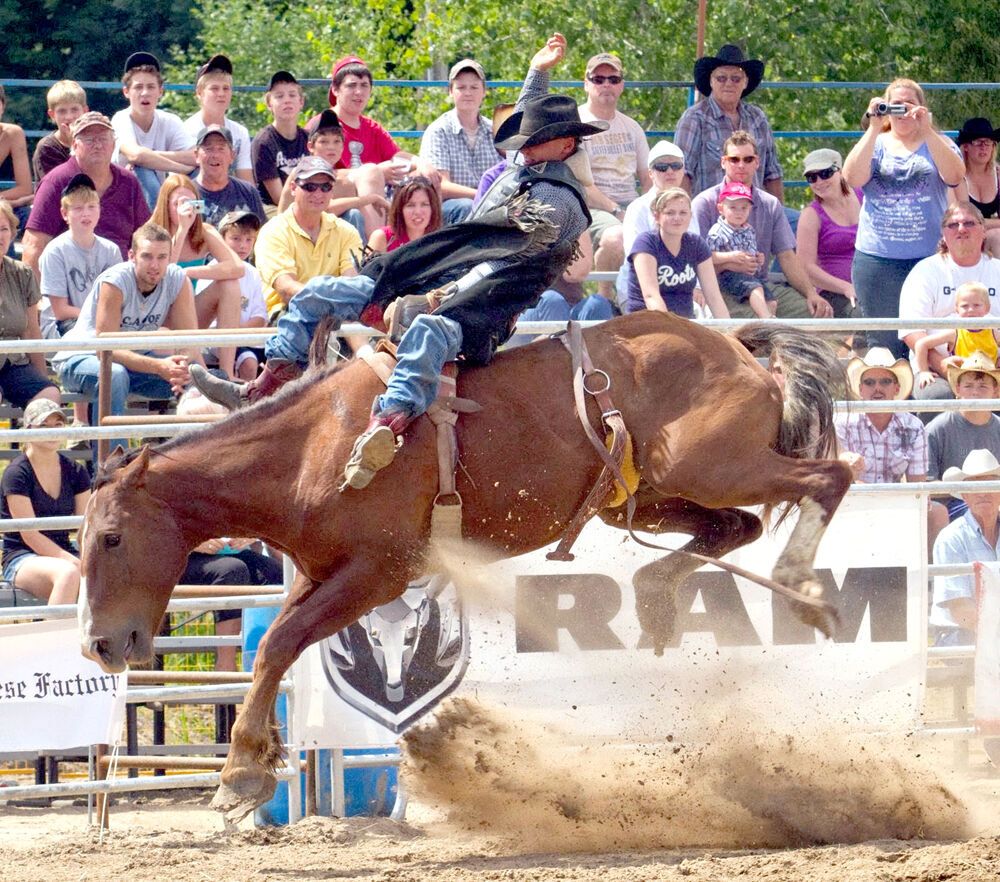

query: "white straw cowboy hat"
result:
(845, 347), (913, 400)
(942, 448), (1000, 496)
(945, 349), (1000, 396)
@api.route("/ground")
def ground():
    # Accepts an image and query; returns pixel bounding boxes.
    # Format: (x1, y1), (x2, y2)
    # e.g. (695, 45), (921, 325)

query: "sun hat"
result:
(694, 45), (764, 98)
(845, 347), (913, 400)
(23, 399), (66, 429)
(945, 350), (1000, 396)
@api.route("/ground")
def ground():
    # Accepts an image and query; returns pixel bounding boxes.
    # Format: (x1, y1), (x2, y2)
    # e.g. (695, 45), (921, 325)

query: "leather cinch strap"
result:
(547, 321), (636, 561)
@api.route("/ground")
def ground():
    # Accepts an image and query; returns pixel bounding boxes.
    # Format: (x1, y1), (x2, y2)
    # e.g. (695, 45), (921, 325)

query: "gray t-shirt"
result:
(38, 231), (122, 338)
(53, 261), (187, 363)
(926, 410), (1000, 480)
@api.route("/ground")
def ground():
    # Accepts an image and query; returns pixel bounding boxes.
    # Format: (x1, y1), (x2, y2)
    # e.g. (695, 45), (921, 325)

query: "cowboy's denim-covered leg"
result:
(264, 274), (376, 364)
(375, 314), (463, 417)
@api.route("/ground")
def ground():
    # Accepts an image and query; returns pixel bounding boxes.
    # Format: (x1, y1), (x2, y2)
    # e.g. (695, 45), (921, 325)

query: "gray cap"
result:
(292, 156), (336, 182)
(802, 148), (843, 174)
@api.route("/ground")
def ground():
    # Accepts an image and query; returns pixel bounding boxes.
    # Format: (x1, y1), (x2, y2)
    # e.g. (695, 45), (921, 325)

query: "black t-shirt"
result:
(251, 124), (309, 205)
(1, 453), (91, 560)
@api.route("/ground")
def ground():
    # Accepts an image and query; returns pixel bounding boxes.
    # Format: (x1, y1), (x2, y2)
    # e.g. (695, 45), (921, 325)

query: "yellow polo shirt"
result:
(255, 209), (364, 314)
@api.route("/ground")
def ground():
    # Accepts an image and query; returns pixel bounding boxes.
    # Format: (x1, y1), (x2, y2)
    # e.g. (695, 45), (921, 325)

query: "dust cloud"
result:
(402, 697), (970, 853)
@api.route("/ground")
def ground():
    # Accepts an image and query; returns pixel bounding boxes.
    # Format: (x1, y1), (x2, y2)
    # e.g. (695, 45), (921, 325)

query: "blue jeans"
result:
(376, 314), (463, 417)
(508, 289), (615, 347)
(265, 275), (376, 363)
(341, 208), (366, 241)
(57, 353), (174, 454)
(851, 251), (923, 358)
(442, 198), (473, 225)
(133, 166), (163, 211)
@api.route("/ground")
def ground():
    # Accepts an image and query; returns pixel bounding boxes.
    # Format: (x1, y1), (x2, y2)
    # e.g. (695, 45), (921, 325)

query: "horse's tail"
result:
(732, 322), (846, 461)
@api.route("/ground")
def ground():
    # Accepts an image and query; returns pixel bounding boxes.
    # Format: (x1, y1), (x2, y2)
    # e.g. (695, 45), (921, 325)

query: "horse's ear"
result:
(120, 446), (151, 489)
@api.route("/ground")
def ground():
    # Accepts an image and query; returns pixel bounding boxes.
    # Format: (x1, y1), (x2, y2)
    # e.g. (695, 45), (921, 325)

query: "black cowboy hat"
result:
(957, 117), (1000, 146)
(694, 44), (765, 98)
(494, 95), (608, 151)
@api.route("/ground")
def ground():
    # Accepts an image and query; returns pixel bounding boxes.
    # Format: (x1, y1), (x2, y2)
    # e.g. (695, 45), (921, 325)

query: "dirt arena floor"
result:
(2, 698), (999, 882)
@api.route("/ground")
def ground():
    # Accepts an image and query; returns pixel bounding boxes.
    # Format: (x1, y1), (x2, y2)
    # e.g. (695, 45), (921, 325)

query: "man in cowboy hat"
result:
(673, 44), (783, 201)
(927, 350), (1000, 519)
(932, 449), (1000, 646)
(836, 348), (950, 545)
(192, 34), (606, 491)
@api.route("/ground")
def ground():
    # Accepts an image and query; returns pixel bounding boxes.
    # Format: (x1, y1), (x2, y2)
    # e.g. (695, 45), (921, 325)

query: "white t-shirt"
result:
(897, 252), (1000, 371)
(111, 108), (194, 182)
(194, 261), (266, 325)
(183, 113), (253, 173)
(577, 107), (649, 206)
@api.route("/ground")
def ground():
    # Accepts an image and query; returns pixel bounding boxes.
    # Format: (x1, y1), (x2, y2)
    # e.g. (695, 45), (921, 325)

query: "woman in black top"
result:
(1, 399), (90, 603)
(957, 117), (1000, 253)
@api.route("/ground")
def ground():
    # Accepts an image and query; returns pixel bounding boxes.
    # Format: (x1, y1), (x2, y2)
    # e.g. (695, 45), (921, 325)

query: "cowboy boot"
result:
(189, 360), (302, 411)
(340, 409), (414, 491)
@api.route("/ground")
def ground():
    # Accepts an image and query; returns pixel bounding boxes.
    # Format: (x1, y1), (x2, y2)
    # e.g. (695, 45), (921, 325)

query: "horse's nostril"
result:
(93, 638), (111, 663)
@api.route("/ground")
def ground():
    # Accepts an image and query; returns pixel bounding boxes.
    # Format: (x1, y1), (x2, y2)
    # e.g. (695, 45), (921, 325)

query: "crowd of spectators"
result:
(1, 38), (1000, 690)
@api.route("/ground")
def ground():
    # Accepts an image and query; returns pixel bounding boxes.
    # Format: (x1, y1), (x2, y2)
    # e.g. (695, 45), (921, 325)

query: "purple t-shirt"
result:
(810, 188), (864, 288)
(26, 157), (150, 258)
(626, 231), (712, 316)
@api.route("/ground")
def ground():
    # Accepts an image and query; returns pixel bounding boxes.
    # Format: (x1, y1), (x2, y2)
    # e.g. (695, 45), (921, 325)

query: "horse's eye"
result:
(103, 534), (121, 549)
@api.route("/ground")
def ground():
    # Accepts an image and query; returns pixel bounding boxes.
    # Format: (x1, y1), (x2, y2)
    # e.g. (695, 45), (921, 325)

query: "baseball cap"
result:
(647, 140), (684, 166)
(719, 181), (753, 202)
(61, 173), (97, 198)
(70, 111), (114, 138)
(195, 124), (234, 147)
(218, 210), (262, 233)
(268, 70), (298, 90)
(23, 399), (66, 429)
(196, 53), (233, 83)
(585, 53), (623, 77)
(332, 55), (367, 78)
(307, 109), (343, 139)
(802, 148), (843, 175)
(448, 59), (486, 83)
(124, 51), (160, 74)
(293, 156), (336, 182)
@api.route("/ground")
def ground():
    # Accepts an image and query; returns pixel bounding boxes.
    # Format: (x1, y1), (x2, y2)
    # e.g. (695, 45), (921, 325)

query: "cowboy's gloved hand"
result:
(386, 294), (434, 343)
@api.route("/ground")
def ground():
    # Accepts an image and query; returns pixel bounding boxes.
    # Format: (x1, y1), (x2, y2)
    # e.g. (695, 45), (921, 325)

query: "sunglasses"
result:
(712, 74), (746, 85)
(724, 155), (757, 164)
(651, 161), (684, 172)
(805, 166), (838, 184)
(945, 220), (981, 230)
(588, 75), (623, 85)
(298, 181), (334, 193)
(860, 377), (898, 388)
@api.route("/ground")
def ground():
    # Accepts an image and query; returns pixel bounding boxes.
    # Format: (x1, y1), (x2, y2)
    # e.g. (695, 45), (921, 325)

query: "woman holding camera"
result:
(150, 173), (243, 378)
(843, 79), (964, 356)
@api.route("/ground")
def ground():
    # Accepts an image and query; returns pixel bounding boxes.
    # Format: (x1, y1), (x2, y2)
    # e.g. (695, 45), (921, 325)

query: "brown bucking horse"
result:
(78, 312), (852, 824)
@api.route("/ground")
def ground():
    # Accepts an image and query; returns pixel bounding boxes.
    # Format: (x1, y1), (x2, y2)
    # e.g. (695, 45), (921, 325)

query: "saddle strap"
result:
(547, 321), (636, 562)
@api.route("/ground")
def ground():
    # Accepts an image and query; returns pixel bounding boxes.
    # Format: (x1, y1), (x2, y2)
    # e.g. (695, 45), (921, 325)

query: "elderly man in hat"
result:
(23, 111), (150, 270)
(674, 44), (783, 201)
(192, 33), (605, 490)
(419, 59), (502, 224)
(927, 351), (1000, 518)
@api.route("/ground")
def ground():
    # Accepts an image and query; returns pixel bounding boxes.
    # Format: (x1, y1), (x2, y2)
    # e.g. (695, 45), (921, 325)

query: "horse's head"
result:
(79, 447), (189, 673)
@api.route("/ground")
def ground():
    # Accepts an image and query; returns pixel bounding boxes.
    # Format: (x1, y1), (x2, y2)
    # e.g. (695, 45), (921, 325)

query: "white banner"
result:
(976, 563), (1000, 735)
(0, 618), (126, 751)
(294, 494), (926, 747)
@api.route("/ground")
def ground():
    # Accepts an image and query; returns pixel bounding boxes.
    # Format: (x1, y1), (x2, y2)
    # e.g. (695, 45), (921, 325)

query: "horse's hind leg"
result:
(214, 563), (404, 825)
(600, 494), (762, 655)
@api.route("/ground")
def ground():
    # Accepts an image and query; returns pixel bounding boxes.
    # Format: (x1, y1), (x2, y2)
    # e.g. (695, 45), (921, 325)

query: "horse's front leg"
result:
(213, 563), (406, 825)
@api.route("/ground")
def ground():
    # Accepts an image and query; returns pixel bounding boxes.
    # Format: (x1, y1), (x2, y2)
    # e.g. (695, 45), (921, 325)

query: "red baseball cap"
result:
(719, 181), (753, 202)
(329, 55), (368, 105)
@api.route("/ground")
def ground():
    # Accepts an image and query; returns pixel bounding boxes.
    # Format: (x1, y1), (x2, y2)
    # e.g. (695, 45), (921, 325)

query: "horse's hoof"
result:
(211, 772), (277, 825)
(789, 585), (840, 639)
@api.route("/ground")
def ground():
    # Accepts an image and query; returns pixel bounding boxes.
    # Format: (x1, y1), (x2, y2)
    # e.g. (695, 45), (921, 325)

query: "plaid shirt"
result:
(706, 218), (758, 254)
(419, 109), (503, 190)
(674, 95), (783, 197)
(835, 410), (928, 484)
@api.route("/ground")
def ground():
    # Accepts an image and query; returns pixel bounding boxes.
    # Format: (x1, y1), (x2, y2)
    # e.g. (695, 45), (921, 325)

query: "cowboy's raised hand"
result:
(531, 33), (566, 71)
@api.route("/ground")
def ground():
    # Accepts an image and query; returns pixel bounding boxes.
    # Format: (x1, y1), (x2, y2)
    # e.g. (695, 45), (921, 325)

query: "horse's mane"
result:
(93, 354), (355, 488)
